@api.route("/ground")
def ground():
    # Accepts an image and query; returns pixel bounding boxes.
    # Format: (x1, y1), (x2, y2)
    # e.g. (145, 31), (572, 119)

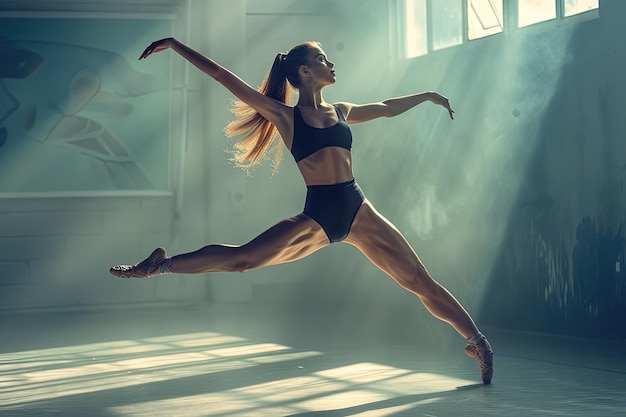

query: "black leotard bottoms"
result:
(290, 105), (352, 162)
(304, 179), (365, 243)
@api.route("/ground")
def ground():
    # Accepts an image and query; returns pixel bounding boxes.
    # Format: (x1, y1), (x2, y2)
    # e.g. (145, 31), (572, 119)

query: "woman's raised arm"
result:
(140, 38), (288, 124)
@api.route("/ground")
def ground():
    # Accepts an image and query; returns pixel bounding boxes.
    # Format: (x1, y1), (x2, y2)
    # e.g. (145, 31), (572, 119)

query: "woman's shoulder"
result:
(332, 102), (350, 120)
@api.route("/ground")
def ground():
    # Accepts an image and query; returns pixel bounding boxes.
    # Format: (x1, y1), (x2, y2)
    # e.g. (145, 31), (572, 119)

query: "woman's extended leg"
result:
(344, 200), (494, 383)
(110, 213), (330, 277)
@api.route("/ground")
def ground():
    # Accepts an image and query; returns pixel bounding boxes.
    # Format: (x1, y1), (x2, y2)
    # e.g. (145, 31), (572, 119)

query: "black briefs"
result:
(303, 179), (365, 243)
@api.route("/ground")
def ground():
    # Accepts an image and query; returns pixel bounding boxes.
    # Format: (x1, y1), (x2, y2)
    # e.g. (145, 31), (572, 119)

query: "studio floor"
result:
(1, 304), (625, 417)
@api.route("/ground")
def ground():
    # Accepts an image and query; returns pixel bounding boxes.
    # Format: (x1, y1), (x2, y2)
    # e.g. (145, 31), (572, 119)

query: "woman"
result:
(110, 38), (494, 384)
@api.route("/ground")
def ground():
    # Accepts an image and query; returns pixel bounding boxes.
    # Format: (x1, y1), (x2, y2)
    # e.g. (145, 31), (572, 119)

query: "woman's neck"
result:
(296, 88), (325, 109)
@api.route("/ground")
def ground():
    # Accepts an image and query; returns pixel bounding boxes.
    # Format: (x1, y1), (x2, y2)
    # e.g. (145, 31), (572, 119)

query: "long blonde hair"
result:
(224, 41), (320, 172)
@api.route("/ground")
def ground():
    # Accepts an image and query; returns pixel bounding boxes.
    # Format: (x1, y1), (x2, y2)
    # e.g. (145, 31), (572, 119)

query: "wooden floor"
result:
(1, 305), (625, 417)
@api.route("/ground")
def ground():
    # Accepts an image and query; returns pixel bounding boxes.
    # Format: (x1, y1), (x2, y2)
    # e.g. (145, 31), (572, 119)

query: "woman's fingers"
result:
(442, 97), (454, 120)
(139, 39), (171, 60)
(437, 95), (454, 120)
(139, 42), (157, 60)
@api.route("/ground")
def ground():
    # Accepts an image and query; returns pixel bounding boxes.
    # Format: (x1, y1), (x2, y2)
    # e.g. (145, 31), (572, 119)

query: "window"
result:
(396, 0), (598, 59)
(518, 0), (598, 27)
(518, 0), (556, 27)
(431, 0), (464, 50)
(467, 0), (503, 40)
(563, 0), (599, 17)
(402, 0), (428, 58)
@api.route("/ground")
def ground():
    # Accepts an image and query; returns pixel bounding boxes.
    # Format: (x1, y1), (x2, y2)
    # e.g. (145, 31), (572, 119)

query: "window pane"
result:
(468, 0), (503, 40)
(518, 0), (556, 27)
(432, 0), (463, 50)
(404, 0), (428, 58)
(564, 0), (599, 17)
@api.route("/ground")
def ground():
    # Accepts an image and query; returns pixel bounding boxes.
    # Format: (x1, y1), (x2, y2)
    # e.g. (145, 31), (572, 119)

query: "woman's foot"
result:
(465, 333), (494, 384)
(110, 247), (169, 278)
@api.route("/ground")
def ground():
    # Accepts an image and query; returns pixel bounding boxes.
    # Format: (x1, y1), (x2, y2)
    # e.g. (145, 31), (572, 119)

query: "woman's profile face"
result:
(304, 46), (336, 85)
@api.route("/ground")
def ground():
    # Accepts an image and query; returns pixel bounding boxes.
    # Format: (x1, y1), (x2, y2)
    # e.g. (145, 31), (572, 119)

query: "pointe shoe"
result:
(110, 247), (168, 278)
(465, 334), (494, 384)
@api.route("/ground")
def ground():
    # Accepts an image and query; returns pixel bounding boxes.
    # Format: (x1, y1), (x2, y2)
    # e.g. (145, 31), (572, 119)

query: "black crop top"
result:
(290, 105), (352, 163)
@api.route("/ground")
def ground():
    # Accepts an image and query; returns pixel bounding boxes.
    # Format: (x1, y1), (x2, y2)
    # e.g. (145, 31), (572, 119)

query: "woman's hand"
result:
(429, 92), (455, 120)
(139, 38), (174, 60)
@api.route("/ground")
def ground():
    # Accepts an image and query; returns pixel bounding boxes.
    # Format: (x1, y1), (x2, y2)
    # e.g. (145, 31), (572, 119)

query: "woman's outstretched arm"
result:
(336, 92), (454, 124)
(140, 38), (288, 124)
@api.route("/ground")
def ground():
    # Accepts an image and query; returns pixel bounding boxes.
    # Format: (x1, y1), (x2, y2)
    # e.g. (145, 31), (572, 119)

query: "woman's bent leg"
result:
(170, 214), (329, 273)
(110, 213), (329, 277)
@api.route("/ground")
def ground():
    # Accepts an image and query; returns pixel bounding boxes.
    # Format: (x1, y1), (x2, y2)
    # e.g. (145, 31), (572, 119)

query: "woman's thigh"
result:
(240, 213), (330, 269)
(344, 201), (429, 286)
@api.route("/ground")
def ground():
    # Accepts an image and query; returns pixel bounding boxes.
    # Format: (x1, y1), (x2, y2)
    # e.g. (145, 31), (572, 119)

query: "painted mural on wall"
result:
(0, 17), (170, 194)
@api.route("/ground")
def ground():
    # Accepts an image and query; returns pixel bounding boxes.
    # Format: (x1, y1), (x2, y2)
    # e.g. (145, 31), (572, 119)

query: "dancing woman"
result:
(110, 38), (494, 383)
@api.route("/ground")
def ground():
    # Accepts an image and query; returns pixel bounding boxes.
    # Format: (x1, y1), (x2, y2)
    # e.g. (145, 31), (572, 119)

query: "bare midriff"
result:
(296, 147), (353, 186)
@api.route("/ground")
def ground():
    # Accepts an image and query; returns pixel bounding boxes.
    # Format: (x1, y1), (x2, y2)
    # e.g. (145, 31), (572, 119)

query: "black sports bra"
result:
(290, 105), (352, 163)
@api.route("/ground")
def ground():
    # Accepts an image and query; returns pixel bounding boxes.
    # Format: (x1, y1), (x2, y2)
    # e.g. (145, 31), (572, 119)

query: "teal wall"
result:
(2, 0), (623, 341)
(321, 0), (625, 339)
